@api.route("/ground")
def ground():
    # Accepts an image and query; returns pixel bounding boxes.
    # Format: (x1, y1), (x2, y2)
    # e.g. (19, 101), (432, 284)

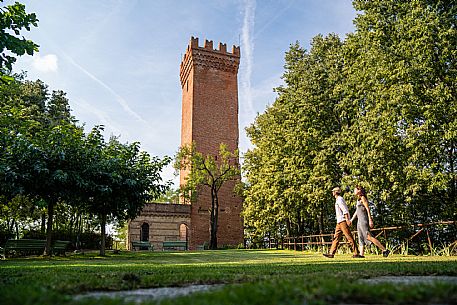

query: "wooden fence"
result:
(280, 220), (457, 253)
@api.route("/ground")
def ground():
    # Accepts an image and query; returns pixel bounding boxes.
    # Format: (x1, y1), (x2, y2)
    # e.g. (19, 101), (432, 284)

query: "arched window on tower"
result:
(140, 223), (149, 242)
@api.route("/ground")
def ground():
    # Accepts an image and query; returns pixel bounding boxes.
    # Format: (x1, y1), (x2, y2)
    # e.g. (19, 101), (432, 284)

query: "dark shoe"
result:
(382, 250), (390, 257)
(352, 254), (364, 258)
(323, 253), (334, 258)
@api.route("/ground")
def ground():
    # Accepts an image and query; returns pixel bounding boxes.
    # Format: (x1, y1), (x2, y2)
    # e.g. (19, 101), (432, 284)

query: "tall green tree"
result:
(84, 128), (170, 256)
(1, 78), (87, 255)
(174, 142), (240, 250)
(244, 0), (457, 239)
(244, 35), (345, 238)
(339, 0), (457, 224)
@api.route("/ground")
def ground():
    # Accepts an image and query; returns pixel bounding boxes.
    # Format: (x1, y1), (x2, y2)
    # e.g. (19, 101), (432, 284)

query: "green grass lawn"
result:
(1, 249), (456, 305)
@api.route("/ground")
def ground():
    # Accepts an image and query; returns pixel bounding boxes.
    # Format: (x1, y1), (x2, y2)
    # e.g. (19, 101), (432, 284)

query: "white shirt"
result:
(335, 195), (350, 224)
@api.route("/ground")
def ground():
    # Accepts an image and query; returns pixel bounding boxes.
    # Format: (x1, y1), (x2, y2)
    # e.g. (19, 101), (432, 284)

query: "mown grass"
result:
(0, 249), (456, 305)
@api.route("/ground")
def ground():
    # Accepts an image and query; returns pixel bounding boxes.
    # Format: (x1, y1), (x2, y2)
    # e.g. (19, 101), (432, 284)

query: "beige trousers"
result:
(329, 221), (358, 255)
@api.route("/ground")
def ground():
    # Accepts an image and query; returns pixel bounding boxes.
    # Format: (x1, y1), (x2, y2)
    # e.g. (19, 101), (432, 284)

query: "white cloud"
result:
(32, 54), (58, 72)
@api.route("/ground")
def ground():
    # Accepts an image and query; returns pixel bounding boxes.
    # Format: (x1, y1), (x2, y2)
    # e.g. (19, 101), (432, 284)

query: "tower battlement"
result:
(180, 36), (240, 87)
(187, 36), (240, 56)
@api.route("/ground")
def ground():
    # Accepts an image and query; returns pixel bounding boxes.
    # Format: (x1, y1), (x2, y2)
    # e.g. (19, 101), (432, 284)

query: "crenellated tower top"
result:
(180, 36), (240, 87)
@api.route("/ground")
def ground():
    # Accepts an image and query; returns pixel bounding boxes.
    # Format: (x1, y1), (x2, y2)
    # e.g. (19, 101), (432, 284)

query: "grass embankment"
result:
(0, 249), (456, 305)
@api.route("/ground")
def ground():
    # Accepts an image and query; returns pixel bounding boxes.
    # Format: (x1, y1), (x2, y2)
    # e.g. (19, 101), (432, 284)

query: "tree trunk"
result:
(8, 219), (14, 238)
(318, 210), (324, 235)
(7, 218), (12, 234)
(69, 213), (74, 235)
(44, 200), (55, 256)
(72, 213), (77, 237)
(41, 212), (46, 234)
(214, 190), (219, 246)
(77, 214), (83, 249)
(286, 219), (291, 237)
(100, 213), (106, 256)
(209, 186), (219, 250)
(15, 221), (19, 239)
(449, 141), (456, 208)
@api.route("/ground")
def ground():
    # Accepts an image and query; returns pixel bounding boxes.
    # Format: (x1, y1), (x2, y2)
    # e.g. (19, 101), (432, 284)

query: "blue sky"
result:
(13, 0), (356, 184)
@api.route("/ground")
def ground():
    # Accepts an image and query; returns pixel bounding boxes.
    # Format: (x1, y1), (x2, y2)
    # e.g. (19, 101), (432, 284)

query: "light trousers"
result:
(329, 221), (358, 255)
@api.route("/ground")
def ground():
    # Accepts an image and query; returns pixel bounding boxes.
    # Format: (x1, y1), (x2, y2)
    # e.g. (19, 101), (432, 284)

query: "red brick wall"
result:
(180, 37), (244, 249)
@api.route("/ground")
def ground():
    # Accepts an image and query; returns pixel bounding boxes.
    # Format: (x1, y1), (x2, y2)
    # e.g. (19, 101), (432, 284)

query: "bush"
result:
(0, 225), (14, 247)
(22, 230), (113, 250)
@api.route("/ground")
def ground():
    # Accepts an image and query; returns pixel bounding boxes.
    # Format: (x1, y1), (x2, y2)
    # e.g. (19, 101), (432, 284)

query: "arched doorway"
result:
(179, 223), (188, 242)
(139, 223), (150, 250)
(140, 223), (149, 242)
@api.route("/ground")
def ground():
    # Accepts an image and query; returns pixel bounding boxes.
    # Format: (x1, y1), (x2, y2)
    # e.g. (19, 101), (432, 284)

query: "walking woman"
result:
(351, 186), (390, 257)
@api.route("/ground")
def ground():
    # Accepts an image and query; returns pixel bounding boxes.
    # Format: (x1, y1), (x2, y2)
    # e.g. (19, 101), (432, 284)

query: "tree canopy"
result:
(174, 142), (240, 249)
(0, 1), (170, 254)
(0, 0), (39, 82)
(243, 0), (457, 241)
(0, 77), (170, 255)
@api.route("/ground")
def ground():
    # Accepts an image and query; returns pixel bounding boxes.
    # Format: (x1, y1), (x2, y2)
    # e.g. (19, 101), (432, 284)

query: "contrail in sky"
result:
(240, 0), (256, 118)
(254, 0), (295, 39)
(61, 51), (149, 125)
(73, 97), (123, 136)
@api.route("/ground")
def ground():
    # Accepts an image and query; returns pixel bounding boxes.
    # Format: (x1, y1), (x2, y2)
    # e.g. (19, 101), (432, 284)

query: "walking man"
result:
(323, 187), (363, 258)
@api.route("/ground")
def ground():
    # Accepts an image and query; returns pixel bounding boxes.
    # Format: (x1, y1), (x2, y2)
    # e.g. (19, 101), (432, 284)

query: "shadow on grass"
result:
(1, 250), (456, 305)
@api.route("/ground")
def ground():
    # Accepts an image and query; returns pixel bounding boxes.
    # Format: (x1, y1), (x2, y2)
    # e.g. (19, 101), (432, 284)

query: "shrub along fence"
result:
(282, 221), (457, 255)
(21, 230), (113, 251)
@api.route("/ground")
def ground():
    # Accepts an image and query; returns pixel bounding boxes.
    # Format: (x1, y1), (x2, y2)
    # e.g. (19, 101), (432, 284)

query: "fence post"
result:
(426, 228), (433, 255)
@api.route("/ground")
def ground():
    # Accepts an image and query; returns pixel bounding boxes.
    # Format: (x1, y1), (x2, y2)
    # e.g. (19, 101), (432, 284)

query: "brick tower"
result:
(179, 37), (243, 249)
